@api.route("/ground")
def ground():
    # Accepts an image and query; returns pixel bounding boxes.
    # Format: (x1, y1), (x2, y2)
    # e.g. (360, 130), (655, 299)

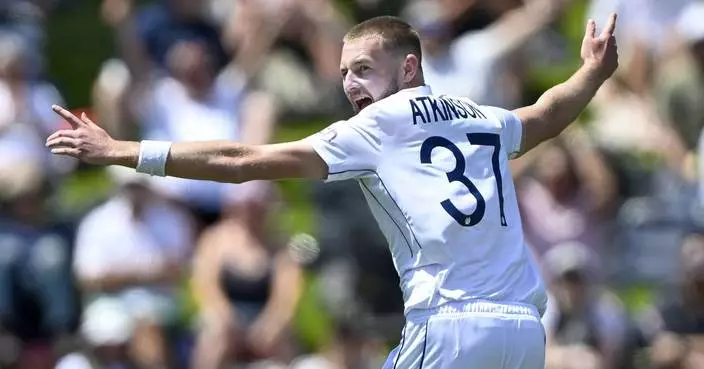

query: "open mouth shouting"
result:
(353, 96), (373, 111)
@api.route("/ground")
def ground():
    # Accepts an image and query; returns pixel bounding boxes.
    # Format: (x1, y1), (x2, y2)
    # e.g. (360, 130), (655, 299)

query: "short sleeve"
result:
(305, 113), (382, 182)
(480, 105), (523, 158)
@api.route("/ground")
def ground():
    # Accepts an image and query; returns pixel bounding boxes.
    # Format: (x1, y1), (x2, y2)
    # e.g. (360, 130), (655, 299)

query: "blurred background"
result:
(0, 0), (703, 368)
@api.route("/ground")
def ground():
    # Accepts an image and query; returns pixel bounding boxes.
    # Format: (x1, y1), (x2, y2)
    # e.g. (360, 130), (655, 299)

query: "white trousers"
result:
(382, 300), (546, 369)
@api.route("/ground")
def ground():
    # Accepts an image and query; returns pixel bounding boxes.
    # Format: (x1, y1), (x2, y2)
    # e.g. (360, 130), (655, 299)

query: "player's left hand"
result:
(580, 13), (619, 81)
(46, 105), (119, 165)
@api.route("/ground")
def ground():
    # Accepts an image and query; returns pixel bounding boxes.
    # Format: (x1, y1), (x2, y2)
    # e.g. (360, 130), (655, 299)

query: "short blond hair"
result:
(344, 16), (423, 63)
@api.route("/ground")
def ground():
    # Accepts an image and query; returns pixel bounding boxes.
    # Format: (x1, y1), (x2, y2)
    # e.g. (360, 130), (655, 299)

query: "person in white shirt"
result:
(46, 14), (619, 369)
(72, 166), (195, 369)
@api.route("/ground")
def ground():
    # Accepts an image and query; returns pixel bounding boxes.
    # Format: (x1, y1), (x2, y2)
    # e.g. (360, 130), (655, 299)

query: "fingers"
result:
(49, 147), (81, 157)
(600, 13), (617, 40)
(585, 18), (596, 39)
(46, 129), (78, 142)
(52, 105), (86, 129)
(609, 34), (618, 49)
(46, 136), (80, 149)
(46, 134), (82, 158)
(80, 112), (97, 126)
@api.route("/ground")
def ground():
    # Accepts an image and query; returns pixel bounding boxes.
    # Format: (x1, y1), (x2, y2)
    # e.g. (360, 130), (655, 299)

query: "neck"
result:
(405, 74), (425, 89)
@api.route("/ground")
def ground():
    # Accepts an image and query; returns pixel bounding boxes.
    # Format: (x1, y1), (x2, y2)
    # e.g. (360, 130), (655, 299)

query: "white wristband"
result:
(136, 140), (172, 177)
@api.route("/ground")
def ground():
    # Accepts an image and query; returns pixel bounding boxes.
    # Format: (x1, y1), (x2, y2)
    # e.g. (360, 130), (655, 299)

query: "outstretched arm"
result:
(46, 106), (328, 183)
(515, 14), (619, 156)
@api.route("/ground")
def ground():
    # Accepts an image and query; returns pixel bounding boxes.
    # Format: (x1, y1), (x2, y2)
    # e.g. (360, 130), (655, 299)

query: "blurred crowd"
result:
(0, 0), (703, 368)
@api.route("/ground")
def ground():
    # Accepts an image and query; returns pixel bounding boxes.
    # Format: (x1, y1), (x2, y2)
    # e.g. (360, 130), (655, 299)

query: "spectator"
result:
(541, 242), (631, 369)
(514, 128), (617, 262)
(585, 76), (690, 197)
(0, 31), (73, 176)
(572, 1), (696, 195)
(72, 166), (195, 369)
(402, 0), (566, 108)
(310, 180), (405, 345)
(0, 0), (56, 79)
(136, 38), (277, 226)
(289, 316), (385, 369)
(586, 0), (693, 95)
(190, 181), (304, 369)
(101, 0), (229, 75)
(639, 232), (704, 369)
(97, 0), (279, 226)
(221, 0), (349, 119)
(0, 157), (79, 369)
(656, 1), (704, 155)
(55, 298), (138, 369)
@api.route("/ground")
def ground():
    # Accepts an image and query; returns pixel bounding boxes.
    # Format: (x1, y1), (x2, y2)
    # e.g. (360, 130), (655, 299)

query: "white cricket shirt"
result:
(306, 85), (548, 316)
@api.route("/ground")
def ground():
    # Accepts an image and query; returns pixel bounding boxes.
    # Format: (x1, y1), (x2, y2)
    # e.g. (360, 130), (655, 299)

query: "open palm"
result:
(581, 13), (619, 81)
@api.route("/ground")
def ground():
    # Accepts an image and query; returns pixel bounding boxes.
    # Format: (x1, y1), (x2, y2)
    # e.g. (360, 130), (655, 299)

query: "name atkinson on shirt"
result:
(409, 96), (487, 125)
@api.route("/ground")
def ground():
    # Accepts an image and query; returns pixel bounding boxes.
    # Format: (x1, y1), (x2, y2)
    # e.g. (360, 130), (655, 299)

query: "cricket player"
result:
(46, 13), (618, 369)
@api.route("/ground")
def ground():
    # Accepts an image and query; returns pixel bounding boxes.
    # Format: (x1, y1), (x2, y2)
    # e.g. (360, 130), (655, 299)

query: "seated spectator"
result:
(310, 180), (405, 345)
(541, 242), (631, 369)
(55, 298), (138, 369)
(190, 181), (305, 369)
(72, 166), (196, 369)
(289, 314), (386, 369)
(0, 157), (79, 369)
(639, 232), (704, 369)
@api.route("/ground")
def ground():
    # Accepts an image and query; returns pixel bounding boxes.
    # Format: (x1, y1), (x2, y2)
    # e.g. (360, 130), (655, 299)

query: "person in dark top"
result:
(190, 181), (304, 369)
(541, 242), (634, 369)
(0, 159), (79, 368)
(644, 232), (704, 369)
(310, 180), (405, 344)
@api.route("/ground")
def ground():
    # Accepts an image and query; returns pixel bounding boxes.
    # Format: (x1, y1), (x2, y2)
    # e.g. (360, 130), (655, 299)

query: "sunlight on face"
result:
(340, 36), (403, 114)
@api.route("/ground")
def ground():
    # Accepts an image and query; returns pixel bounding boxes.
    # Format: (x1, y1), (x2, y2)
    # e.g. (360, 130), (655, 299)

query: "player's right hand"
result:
(46, 105), (120, 165)
(580, 13), (619, 81)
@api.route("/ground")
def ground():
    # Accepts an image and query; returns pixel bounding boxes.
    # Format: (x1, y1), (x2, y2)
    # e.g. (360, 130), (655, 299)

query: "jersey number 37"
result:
(420, 133), (507, 227)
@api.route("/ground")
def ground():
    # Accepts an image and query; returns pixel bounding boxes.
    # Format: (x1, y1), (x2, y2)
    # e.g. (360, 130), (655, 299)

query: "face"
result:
(534, 143), (578, 198)
(0, 41), (26, 81)
(554, 270), (588, 312)
(167, 41), (216, 93)
(340, 36), (414, 113)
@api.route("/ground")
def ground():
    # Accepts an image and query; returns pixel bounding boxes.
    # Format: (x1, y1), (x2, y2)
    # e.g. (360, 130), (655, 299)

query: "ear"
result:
(401, 54), (420, 84)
